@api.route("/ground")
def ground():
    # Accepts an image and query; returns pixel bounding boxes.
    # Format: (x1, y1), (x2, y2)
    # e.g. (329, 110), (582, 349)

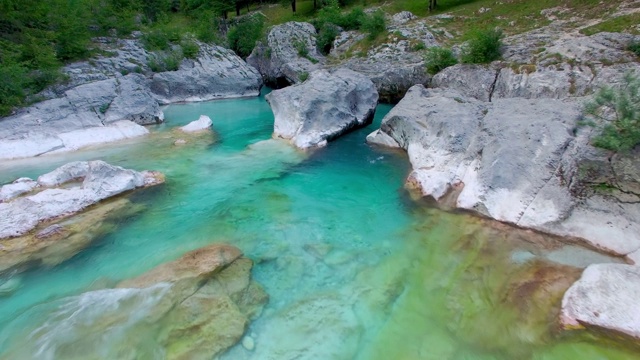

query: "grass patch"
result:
(580, 13), (640, 36)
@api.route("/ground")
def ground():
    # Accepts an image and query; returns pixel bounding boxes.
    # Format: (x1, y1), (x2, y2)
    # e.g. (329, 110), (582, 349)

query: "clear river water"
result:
(0, 89), (637, 359)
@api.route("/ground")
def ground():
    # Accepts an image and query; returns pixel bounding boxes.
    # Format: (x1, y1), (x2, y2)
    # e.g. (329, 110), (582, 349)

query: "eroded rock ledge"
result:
(0, 160), (164, 274)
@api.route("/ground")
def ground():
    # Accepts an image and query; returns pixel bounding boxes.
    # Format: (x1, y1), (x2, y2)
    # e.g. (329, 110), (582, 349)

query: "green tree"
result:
(584, 73), (640, 152)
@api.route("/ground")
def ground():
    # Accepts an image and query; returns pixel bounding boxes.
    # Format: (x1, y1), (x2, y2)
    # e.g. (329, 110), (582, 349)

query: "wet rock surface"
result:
(1, 244), (268, 359)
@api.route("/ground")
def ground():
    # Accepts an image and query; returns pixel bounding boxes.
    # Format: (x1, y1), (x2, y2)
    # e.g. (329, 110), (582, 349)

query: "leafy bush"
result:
(317, 23), (340, 55)
(361, 10), (386, 40)
(227, 15), (265, 58)
(181, 38), (200, 59)
(148, 51), (183, 72)
(461, 28), (503, 64)
(584, 73), (640, 152)
(142, 30), (171, 51)
(336, 7), (367, 30)
(628, 41), (640, 57)
(412, 42), (427, 51)
(424, 47), (457, 75)
(299, 71), (309, 82)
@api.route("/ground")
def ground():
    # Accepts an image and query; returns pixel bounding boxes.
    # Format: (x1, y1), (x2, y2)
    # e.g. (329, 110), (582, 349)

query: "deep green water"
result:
(0, 90), (637, 359)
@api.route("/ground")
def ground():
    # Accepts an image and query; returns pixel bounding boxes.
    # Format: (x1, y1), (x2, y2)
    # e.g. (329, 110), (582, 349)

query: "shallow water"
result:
(0, 90), (636, 359)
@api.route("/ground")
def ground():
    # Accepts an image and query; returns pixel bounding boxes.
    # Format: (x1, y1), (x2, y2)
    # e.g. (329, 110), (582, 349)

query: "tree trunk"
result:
(313, 0), (317, 9)
(236, 1), (241, 16)
(291, 0), (296, 13)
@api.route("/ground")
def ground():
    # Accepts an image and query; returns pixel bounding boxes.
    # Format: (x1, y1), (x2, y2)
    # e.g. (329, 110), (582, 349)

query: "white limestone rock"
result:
(561, 264), (640, 339)
(266, 68), (378, 149)
(0, 178), (38, 202)
(179, 115), (213, 133)
(0, 161), (163, 239)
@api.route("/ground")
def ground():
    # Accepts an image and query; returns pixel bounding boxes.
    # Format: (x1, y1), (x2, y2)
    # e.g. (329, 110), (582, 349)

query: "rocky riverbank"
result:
(0, 36), (261, 160)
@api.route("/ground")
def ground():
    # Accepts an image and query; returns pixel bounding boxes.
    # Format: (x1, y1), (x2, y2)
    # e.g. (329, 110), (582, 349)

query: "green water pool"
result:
(0, 89), (637, 359)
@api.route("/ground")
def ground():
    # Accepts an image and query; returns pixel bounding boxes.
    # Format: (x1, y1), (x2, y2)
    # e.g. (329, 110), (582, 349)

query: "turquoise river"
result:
(0, 89), (637, 359)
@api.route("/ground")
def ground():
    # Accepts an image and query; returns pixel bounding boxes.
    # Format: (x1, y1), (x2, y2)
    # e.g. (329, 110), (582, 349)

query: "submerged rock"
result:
(0, 197), (144, 274)
(0, 244), (267, 359)
(0, 160), (164, 239)
(367, 84), (640, 257)
(247, 22), (324, 86)
(179, 115), (213, 133)
(266, 68), (378, 149)
(561, 264), (640, 339)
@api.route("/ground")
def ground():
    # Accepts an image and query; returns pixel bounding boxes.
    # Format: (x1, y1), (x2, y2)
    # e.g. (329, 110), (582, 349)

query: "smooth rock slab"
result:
(179, 115), (213, 133)
(267, 68), (378, 149)
(0, 161), (163, 239)
(561, 264), (640, 339)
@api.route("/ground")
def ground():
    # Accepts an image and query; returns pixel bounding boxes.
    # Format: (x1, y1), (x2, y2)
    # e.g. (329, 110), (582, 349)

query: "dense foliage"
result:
(424, 46), (457, 75)
(461, 28), (502, 64)
(584, 73), (640, 152)
(312, 1), (386, 54)
(0, 0), (234, 116)
(227, 15), (264, 58)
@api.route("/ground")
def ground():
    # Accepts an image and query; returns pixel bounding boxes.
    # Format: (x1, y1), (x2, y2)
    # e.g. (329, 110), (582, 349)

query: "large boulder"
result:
(0, 160), (164, 239)
(247, 22), (325, 86)
(0, 244), (268, 359)
(266, 68), (378, 149)
(561, 264), (640, 339)
(150, 45), (262, 104)
(367, 85), (640, 258)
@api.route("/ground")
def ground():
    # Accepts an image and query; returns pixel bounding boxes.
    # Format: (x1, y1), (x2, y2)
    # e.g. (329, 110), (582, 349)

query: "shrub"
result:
(142, 30), (171, 51)
(628, 41), (640, 57)
(424, 47), (458, 75)
(294, 39), (309, 58)
(461, 28), (503, 64)
(227, 15), (265, 58)
(361, 10), (386, 40)
(299, 71), (309, 82)
(181, 38), (200, 59)
(317, 23), (340, 55)
(583, 73), (640, 152)
(412, 42), (427, 51)
(148, 51), (183, 72)
(336, 7), (367, 30)
(0, 64), (28, 116)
